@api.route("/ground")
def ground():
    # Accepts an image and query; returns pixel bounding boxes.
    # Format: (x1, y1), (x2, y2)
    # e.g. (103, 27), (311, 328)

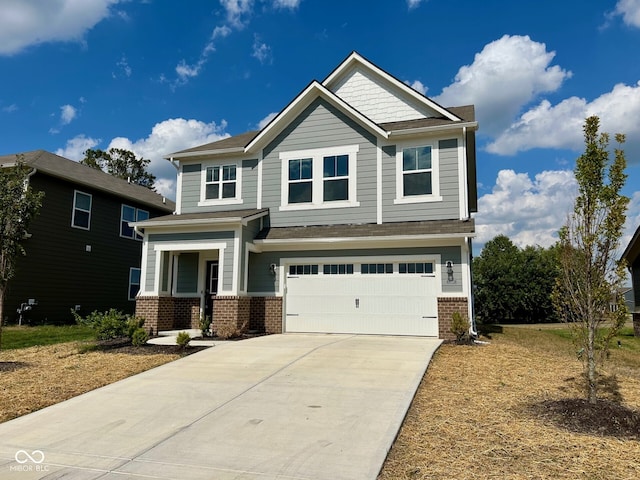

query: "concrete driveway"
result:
(0, 334), (441, 480)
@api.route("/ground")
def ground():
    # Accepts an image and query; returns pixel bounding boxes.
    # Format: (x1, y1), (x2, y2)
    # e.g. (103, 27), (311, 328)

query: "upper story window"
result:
(394, 142), (442, 204)
(72, 191), (92, 230)
(280, 145), (359, 211)
(121, 205), (149, 240)
(199, 163), (242, 206)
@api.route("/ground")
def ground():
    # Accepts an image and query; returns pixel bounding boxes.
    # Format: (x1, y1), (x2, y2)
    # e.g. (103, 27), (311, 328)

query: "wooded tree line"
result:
(473, 235), (561, 324)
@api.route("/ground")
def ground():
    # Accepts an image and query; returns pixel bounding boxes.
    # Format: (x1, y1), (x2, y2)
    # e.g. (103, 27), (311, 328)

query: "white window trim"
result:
(71, 190), (92, 230)
(279, 144), (360, 211)
(394, 141), (443, 204)
(198, 162), (243, 206)
(128, 267), (141, 301)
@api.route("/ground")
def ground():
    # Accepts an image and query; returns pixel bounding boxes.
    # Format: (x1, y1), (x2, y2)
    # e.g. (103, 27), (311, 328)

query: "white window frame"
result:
(198, 162), (243, 206)
(120, 205), (148, 240)
(394, 141), (442, 204)
(72, 190), (92, 230)
(279, 145), (360, 211)
(128, 267), (141, 300)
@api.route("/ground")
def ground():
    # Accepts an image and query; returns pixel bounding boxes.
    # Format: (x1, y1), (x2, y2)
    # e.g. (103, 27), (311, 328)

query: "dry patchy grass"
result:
(0, 342), (187, 423)
(379, 327), (640, 480)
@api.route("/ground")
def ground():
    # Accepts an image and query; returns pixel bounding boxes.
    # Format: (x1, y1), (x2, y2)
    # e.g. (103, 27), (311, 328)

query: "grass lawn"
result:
(379, 324), (640, 480)
(1, 324), (96, 349)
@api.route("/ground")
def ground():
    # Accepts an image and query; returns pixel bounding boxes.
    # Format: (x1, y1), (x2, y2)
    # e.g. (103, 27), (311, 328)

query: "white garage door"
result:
(285, 261), (439, 336)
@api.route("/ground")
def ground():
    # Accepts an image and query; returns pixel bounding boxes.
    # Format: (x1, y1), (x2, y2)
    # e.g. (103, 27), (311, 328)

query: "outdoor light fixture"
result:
(269, 263), (277, 275)
(446, 261), (454, 283)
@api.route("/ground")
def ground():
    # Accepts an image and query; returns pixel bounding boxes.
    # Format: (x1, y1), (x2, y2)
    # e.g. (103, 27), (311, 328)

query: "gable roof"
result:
(0, 150), (174, 212)
(322, 51), (461, 123)
(167, 52), (477, 160)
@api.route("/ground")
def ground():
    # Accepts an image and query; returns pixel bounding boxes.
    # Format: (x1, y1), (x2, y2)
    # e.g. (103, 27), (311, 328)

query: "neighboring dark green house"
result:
(0, 150), (175, 324)
(622, 224), (640, 336)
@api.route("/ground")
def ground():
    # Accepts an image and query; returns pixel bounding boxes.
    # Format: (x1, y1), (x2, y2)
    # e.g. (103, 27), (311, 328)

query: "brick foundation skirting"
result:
(135, 296), (199, 335)
(437, 297), (470, 341)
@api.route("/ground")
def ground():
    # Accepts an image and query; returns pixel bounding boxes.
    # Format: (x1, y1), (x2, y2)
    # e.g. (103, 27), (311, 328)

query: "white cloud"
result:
(220, 0), (254, 29)
(55, 134), (100, 160)
(613, 0), (640, 27)
(406, 80), (427, 95)
(0, 0), (122, 55)
(257, 111), (278, 129)
(487, 82), (640, 161)
(60, 104), (77, 125)
(434, 35), (571, 136)
(105, 118), (230, 199)
(252, 36), (273, 65)
(2, 104), (18, 113)
(407, 0), (425, 9)
(273, 0), (301, 8)
(475, 169), (577, 249)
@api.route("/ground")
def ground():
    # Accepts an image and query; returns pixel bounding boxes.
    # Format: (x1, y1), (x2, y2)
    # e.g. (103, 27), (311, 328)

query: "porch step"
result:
(157, 329), (200, 338)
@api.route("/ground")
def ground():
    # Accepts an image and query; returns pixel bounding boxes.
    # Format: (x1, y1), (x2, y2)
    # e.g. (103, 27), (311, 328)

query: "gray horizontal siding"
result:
(382, 138), (460, 222)
(248, 246), (463, 294)
(176, 253), (198, 293)
(262, 97), (377, 227)
(180, 160), (259, 214)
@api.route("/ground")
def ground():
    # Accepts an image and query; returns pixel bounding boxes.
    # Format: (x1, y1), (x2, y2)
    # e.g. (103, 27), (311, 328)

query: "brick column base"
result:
(437, 297), (469, 341)
(250, 297), (283, 334)
(212, 296), (251, 335)
(634, 312), (640, 337)
(135, 296), (201, 335)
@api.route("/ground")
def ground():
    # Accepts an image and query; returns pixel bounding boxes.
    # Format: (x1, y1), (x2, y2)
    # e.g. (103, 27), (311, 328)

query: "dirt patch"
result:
(0, 342), (202, 423)
(378, 330), (640, 480)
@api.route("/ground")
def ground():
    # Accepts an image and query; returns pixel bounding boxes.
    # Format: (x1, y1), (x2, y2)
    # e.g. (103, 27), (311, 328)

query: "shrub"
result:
(450, 311), (469, 344)
(199, 314), (212, 338)
(73, 309), (146, 343)
(215, 320), (247, 340)
(176, 331), (191, 349)
(131, 328), (149, 347)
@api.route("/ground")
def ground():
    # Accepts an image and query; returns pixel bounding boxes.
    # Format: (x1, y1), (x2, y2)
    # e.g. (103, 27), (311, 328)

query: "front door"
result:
(204, 260), (219, 319)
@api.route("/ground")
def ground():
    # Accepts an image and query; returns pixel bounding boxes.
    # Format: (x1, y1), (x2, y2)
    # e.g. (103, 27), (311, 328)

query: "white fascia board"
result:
(245, 81), (388, 152)
(166, 146), (245, 160)
(387, 121), (478, 139)
(322, 52), (462, 122)
(254, 233), (475, 251)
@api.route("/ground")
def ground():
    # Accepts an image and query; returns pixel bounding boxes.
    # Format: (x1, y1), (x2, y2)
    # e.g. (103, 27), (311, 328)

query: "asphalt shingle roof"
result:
(0, 150), (175, 212)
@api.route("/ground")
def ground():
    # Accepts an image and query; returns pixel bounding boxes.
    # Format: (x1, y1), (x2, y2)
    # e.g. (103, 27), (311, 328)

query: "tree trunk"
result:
(587, 319), (597, 404)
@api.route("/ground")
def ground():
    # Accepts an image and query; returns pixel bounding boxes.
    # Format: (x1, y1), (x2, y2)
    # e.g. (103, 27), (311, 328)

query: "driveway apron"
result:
(0, 334), (441, 480)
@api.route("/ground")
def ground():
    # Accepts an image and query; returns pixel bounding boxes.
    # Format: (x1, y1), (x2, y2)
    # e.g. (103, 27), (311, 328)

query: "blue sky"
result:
(1, 0), (640, 252)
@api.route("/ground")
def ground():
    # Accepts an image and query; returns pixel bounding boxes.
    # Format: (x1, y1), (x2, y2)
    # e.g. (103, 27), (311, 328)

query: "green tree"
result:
(0, 157), (44, 348)
(552, 116), (629, 404)
(81, 148), (156, 190)
(473, 235), (559, 324)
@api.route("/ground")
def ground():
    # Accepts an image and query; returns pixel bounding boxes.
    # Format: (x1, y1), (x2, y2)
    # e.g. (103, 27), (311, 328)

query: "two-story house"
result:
(0, 150), (175, 324)
(134, 52), (478, 339)
(622, 225), (640, 335)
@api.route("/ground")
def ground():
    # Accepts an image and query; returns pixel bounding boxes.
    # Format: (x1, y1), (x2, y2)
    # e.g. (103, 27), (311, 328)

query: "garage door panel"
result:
(285, 270), (439, 337)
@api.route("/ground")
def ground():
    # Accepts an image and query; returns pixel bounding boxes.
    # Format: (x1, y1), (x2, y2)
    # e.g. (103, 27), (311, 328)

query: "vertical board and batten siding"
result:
(247, 246), (463, 294)
(7, 174), (165, 323)
(381, 138), (460, 222)
(262, 97), (378, 227)
(179, 159), (259, 214)
(145, 231), (236, 292)
(633, 260), (640, 308)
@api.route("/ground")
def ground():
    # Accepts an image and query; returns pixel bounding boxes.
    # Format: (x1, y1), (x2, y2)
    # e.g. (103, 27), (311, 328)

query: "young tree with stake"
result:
(552, 116), (629, 404)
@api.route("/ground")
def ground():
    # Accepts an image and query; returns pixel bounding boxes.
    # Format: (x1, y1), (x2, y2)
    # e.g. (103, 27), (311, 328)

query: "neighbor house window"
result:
(280, 145), (359, 209)
(205, 165), (237, 200)
(288, 158), (313, 204)
(128, 267), (141, 300)
(402, 146), (432, 196)
(121, 205), (149, 240)
(72, 191), (92, 229)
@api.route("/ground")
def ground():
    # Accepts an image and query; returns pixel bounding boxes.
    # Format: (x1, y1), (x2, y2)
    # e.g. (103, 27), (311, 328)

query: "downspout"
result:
(467, 235), (478, 338)
(167, 156), (180, 215)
